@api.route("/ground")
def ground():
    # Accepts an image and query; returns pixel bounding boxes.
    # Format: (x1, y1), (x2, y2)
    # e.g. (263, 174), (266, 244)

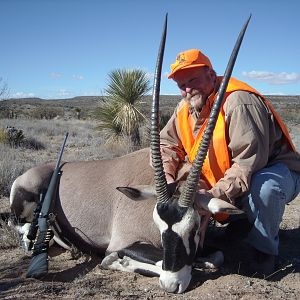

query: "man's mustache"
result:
(185, 91), (201, 101)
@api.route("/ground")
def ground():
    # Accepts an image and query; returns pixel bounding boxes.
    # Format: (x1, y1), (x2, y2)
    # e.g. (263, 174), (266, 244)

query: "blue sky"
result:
(1, 0), (300, 99)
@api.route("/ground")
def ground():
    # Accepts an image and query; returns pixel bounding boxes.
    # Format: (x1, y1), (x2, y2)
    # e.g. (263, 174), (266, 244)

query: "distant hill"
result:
(0, 96), (102, 119)
(0, 95), (299, 122)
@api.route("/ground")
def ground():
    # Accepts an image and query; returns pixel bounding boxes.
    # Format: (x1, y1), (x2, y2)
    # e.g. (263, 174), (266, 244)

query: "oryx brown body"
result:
(10, 148), (162, 254)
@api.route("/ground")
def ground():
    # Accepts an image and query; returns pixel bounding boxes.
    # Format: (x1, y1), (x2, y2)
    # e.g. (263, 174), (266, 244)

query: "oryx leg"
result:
(101, 242), (163, 277)
(9, 222), (31, 251)
(8, 199), (38, 251)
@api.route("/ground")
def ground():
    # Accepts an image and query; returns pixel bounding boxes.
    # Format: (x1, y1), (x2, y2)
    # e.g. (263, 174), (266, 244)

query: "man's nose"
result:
(185, 87), (193, 94)
(181, 87), (193, 98)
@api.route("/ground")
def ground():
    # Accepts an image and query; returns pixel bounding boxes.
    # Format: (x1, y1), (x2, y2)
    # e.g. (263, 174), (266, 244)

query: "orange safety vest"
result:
(177, 77), (296, 221)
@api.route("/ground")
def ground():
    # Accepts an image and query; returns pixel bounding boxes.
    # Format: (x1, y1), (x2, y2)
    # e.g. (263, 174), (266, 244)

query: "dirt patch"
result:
(0, 195), (299, 299)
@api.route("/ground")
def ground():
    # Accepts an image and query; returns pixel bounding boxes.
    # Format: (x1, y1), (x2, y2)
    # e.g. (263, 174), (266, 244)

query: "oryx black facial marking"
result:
(155, 200), (200, 272)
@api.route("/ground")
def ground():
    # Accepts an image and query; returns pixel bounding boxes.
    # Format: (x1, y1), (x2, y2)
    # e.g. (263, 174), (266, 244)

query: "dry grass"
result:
(0, 143), (32, 197)
(0, 195), (20, 249)
(0, 128), (8, 143)
(0, 219), (20, 249)
(0, 118), (146, 198)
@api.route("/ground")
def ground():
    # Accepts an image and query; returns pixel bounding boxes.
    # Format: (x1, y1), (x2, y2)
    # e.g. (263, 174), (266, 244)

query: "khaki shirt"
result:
(160, 90), (300, 202)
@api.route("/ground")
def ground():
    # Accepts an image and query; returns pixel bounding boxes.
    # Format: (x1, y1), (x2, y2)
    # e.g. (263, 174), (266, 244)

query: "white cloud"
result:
(242, 71), (300, 85)
(57, 89), (71, 97)
(72, 74), (84, 80)
(50, 72), (62, 79)
(13, 92), (35, 98)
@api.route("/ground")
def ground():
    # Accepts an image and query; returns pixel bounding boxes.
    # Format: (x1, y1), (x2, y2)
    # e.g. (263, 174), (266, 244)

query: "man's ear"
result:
(208, 68), (217, 81)
(116, 185), (157, 201)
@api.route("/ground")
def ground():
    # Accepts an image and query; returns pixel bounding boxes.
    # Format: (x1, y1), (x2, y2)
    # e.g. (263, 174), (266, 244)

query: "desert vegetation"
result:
(95, 69), (151, 146)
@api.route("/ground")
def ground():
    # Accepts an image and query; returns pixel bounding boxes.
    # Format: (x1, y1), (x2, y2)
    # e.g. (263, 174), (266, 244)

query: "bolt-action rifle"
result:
(27, 132), (68, 278)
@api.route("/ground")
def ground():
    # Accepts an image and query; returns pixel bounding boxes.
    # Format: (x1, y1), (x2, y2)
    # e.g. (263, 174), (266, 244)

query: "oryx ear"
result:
(116, 185), (157, 201)
(200, 197), (244, 215)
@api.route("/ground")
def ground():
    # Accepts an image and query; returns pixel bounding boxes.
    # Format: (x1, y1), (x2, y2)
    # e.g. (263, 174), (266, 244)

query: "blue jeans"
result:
(240, 163), (300, 255)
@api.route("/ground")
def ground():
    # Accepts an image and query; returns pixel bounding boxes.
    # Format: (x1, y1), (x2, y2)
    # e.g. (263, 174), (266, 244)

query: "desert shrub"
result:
(95, 69), (151, 146)
(0, 124), (46, 150)
(74, 108), (82, 120)
(0, 126), (24, 147)
(22, 137), (45, 150)
(29, 107), (63, 119)
(6, 126), (24, 147)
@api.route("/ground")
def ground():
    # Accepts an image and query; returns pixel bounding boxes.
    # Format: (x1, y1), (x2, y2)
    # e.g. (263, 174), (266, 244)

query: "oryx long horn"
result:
(151, 13), (169, 203)
(178, 15), (252, 207)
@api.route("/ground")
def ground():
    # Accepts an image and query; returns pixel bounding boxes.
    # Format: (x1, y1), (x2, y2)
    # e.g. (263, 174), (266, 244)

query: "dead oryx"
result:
(9, 15), (250, 293)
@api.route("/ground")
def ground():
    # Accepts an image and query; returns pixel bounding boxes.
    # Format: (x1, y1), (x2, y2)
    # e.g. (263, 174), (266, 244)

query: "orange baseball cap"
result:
(168, 49), (213, 79)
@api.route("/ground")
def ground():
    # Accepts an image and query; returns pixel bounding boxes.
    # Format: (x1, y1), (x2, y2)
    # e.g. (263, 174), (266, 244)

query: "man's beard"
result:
(186, 92), (207, 111)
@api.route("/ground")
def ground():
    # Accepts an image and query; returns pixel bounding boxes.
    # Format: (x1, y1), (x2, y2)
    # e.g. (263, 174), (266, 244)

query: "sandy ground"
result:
(0, 193), (299, 300)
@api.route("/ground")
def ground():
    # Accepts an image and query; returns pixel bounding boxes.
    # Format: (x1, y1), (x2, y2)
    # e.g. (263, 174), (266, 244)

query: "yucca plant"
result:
(95, 99), (123, 143)
(95, 69), (151, 146)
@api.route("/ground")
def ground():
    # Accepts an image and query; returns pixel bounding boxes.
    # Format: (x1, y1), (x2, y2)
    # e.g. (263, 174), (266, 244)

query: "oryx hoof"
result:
(101, 252), (120, 268)
(119, 256), (130, 267)
(194, 250), (224, 269)
(12, 222), (31, 252)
